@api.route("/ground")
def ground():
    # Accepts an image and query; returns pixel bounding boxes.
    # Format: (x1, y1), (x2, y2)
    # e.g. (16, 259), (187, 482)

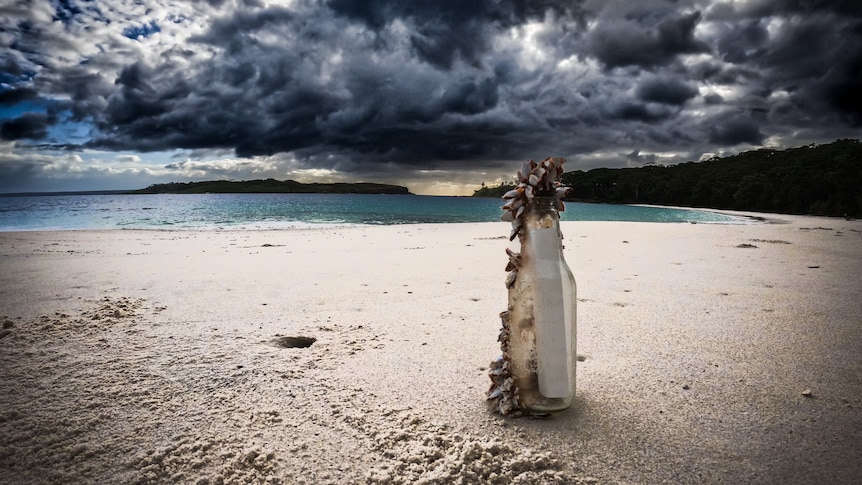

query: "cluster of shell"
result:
(500, 157), (570, 241)
(488, 157), (570, 417)
(488, 310), (522, 416)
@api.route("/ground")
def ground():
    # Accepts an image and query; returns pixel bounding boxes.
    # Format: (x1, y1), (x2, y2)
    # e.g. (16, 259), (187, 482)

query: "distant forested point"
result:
(134, 179), (412, 195)
(473, 139), (862, 217)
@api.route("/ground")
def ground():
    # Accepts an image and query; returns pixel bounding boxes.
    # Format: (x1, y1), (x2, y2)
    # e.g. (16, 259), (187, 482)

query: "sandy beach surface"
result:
(1, 214), (860, 484)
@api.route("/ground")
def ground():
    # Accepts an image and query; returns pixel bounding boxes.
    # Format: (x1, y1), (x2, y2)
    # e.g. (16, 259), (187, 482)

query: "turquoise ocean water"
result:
(0, 193), (751, 231)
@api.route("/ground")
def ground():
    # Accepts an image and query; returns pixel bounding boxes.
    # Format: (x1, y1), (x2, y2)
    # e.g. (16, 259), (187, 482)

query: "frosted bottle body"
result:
(507, 197), (577, 413)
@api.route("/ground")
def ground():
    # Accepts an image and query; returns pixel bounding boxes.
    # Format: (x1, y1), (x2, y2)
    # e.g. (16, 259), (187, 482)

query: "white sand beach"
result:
(1, 214), (860, 484)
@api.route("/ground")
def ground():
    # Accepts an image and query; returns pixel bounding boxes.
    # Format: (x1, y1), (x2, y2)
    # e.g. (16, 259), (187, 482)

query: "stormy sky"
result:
(1, 0), (860, 195)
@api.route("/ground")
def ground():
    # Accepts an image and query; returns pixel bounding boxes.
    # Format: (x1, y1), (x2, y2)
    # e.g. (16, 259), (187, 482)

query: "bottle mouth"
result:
(529, 197), (558, 209)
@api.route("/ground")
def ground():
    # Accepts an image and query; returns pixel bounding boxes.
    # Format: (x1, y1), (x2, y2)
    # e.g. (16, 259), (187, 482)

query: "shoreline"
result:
(625, 204), (805, 224)
(1, 216), (860, 483)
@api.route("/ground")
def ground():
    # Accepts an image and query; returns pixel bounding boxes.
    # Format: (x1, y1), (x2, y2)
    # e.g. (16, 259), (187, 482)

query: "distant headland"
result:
(131, 179), (412, 195)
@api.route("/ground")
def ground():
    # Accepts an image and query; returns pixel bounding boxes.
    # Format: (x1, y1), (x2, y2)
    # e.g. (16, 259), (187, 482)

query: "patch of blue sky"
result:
(0, 101), (90, 144)
(122, 21), (161, 40)
(167, 13), (191, 24)
(46, 118), (91, 144)
(0, 101), (47, 121)
(51, 0), (83, 24)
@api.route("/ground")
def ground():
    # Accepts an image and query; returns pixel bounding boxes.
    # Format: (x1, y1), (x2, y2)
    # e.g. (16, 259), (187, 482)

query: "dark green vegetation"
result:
(471, 183), (515, 198)
(474, 140), (862, 217)
(134, 179), (411, 195)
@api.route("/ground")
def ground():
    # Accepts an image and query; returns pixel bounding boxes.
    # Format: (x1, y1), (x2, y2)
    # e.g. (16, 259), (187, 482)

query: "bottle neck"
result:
(524, 197), (561, 231)
(529, 197), (557, 213)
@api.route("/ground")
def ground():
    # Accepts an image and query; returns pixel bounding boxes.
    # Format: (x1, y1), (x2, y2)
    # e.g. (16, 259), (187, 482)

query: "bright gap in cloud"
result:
(122, 21), (161, 40)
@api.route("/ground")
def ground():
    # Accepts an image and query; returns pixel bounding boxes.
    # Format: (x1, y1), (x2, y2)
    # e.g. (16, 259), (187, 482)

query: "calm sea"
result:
(0, 193), (751, 231)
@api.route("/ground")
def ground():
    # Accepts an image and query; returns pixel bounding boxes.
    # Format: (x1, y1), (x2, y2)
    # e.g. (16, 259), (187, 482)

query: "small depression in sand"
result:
(271, 335), (316, 348)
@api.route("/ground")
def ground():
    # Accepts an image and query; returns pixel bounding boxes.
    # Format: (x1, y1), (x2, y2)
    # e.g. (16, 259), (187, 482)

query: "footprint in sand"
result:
(271, 336), (317, 348)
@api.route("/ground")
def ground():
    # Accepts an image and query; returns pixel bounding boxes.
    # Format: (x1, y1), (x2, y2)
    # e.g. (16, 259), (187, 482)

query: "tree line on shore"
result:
(473, 139), (862, 217)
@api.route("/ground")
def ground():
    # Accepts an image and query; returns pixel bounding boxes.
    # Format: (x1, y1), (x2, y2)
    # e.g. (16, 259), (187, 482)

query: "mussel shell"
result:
(502, 188), (521, 199)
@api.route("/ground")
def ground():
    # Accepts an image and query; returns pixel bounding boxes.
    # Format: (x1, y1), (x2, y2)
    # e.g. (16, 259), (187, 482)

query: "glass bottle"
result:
(508, 196), (577, 413)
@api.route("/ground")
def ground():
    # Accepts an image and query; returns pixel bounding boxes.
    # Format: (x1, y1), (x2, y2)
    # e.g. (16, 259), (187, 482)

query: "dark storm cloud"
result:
(636, 77), (699, 105)
(327, 0), (587, 69)
(0, 112), (54, 140)
(703, 93), (723, 105)
(587, 10), (710, 69)
(608, 101), (674, 123)
(0, 87), (39, 105)
(706, 1), (862, 127)
(823, 55), (862, 126)
(0, 58), (34, 86)
(709, 0), (862, 19)
(1, 0), (861, 191)
(77, 2), (535, 164)
(715, 19), (769, 64)
(779, 18), (862, 126)
(709, 117), (765, 146)
(329, 0), (486, 69)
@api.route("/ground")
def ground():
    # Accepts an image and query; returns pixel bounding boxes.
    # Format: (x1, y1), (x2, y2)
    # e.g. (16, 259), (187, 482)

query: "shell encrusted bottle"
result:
(508, 197), (577, 412)
(488, 157), (577, 416)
